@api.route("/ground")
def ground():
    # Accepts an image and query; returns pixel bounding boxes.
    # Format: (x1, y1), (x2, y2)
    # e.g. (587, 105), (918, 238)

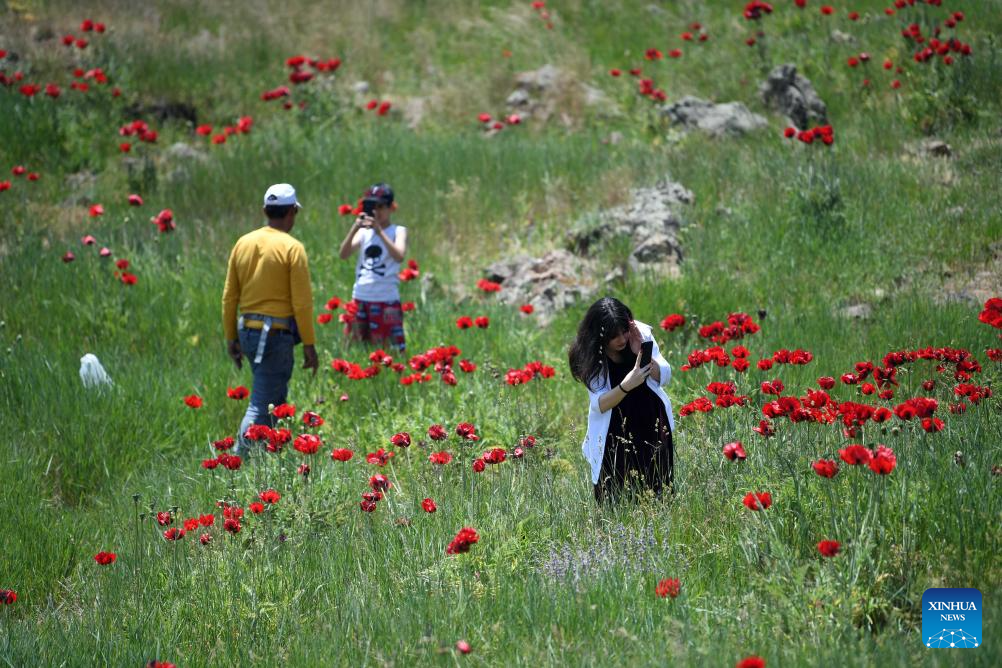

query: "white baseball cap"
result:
(263, 183), (303, 209)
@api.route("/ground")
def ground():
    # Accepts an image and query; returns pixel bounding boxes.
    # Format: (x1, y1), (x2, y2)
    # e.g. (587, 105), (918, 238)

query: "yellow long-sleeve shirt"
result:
(221, 226), (316, 345)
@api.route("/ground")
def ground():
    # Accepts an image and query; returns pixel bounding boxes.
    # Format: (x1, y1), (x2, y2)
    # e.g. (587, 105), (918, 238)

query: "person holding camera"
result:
(568, 297), (675, 503)
(222, 183), (319, 454)
(337, 183), (408, 352)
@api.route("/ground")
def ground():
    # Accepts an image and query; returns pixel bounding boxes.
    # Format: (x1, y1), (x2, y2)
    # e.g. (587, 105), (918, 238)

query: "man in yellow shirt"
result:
(222, 183), (319, 454)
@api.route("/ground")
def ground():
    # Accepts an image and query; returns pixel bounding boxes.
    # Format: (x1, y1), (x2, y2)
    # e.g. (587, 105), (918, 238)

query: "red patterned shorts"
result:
(344, 300), (406, 351)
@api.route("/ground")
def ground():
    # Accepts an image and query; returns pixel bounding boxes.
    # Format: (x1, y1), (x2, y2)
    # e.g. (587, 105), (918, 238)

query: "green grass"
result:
(1, 0), (1001, 665)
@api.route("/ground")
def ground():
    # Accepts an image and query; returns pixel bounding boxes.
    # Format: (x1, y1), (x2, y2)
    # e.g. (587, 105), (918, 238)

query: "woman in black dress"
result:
(569, 297), (675, 503)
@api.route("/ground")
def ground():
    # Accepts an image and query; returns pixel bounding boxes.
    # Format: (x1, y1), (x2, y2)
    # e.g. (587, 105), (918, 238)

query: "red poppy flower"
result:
(456, 640), (472, 654)
(812, 459), (839, 478)
(660, 313), (685, 331)
(224, 518), (242, 533)
(421, 498), (437, 513)
(163, 528), (185, 541)
(369, 474), (391, 492)
(474, 316), (489, 328)
(272, 403), (296, 418)
(742, 491), (772, 510)
(183, 394), (203, 409)
(126, 194), (143, 207)
(366, 448), (394, 466)
(259, 489), (281, 504)
(0, 590), (16, 605)
(293, 434), (321, 455)
(446, 527), (480, 555)
(722, 441), (747, 461)
(316, 313), (333, 325)
(476, 278), (502, 293)
(119, 272), (137, 286)
(756, 358), (774, 371)
(219, 454), (242, 470)
(921, 417), (944, 433)
(199, 514), (215, 526)
(319, 446), (349, 463)
(94, 551), (117, 565)
(199, 533), (212, 545)
(816, 539), (841, 557)
(669, 48), (682, 58)
(456, 316), (473, 329)
(377, 101), (392, 116)
(182, 518), (199, 532)
(644, 48), (663, 61)
(456, 422), (478, 440)
(868, 445), (896, 474)
(201, 457), (219, 469)
(89, 204), (104, 217)
(391, 432), (411, 448)
(300, 411), (323, 427)
(655, 578), (680, 598)
(119, 142), (132, 153)
(249, 502), (265, 514)
(227, 386), (249, 400)
(477, 112), (492, 123)
(839, 444), (872, 466)
(761, 379), (784, 395)
(152, 209), (175, 233)
(752, 419), (775, 438)
(609, 68), (622, 77)
(428, 424), (448, 441)
(506, 114), (521, 125)
(820, 5), (833, 14)
(737, 657), (765, 668)
(472, 458), (486, 473)
(482, 447), (506, 465)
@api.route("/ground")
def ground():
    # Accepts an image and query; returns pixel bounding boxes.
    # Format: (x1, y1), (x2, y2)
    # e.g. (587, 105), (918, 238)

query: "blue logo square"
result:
(923, 588), (982, 649)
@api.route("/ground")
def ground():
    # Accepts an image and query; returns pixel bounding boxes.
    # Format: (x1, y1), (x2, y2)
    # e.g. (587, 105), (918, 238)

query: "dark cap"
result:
(362, 183), (394, 206)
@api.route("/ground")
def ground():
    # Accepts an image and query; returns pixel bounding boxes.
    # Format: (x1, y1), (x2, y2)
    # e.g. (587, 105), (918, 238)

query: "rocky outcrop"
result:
(759, 64), (828, 129)
(480, 179), (692, 322)
(661, 96), (768, 137)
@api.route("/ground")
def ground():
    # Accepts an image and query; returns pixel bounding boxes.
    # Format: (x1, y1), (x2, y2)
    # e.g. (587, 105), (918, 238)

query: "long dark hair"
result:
(568, 297), (634, 391)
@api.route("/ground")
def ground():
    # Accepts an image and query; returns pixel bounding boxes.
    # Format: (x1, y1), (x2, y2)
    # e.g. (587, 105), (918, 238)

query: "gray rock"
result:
(483, 250), (596, 324)
(661, 96), (768, 137)
(483, 178), (691, 322)
(506, 64), (620, 121)
(569, 179), (692, 278)
(906, 138), (952, 158)
(831, 30), (857, 45)
(352, 81), (370, 95)
(839, 303), (872, 320)
(759, 64), (828, 129)
(164, 142), (209, 164)
(514, 63), (563, 93)
(505, 88), (532, 109)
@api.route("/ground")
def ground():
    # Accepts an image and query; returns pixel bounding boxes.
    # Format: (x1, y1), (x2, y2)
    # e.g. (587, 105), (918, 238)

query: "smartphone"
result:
(362, 200), (376, 216)
(639, 340), (654, 367)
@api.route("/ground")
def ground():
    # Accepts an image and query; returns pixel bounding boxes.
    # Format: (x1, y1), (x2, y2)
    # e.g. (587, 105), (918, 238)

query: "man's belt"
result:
(238, 313), (293, 364)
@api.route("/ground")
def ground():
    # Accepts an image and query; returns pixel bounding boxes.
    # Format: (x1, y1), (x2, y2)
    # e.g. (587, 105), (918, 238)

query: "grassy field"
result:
(1, 0), (1001, 665)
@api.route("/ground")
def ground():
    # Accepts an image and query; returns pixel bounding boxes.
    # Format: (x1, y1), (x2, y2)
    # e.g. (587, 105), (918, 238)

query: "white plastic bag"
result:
(79, 353), (113, 388)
